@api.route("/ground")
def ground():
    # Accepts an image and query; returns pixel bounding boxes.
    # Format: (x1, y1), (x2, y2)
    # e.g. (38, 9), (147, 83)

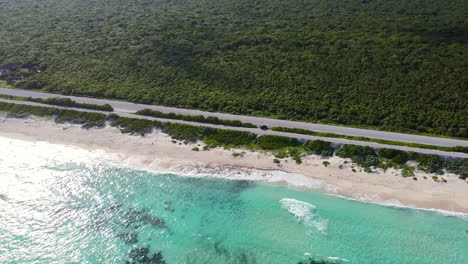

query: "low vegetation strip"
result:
(0, 94), (114, 112)
(270, 127), (468, 154)
(0, 102), (466, 180)
(27, 97), (114, 112)
(135, 108), (257, 128)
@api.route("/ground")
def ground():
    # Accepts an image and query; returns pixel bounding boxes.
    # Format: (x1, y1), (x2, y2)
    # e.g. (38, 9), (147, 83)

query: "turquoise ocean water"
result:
(0, 137), (467, 264)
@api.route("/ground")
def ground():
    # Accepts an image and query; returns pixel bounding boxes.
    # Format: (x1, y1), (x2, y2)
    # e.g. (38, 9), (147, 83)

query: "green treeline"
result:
(136, 109), (256, 128)
(271, 127), (468, 153)
(27, 97), (113, 111)
(0, 102), (466, 179)
(1, 101), (108, 128)
(0, 0), (466, 138)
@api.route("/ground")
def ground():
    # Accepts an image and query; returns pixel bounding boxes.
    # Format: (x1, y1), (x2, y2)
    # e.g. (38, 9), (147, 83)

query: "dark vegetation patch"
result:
(110, 117), (158, 136)
(136, 109), (256, 128)
(305, 140), (335, 157)
(2, 102), (107, 129)
(205, 130), (257, 148)
(255, 135), (302, 150)
(297, 258), (340, 264)
(27, 97), (113, 111)
(126, 247), (166, 264)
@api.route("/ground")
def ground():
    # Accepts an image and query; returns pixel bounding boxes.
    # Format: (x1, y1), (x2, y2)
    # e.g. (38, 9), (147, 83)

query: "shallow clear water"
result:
(0, 137), (467, 264)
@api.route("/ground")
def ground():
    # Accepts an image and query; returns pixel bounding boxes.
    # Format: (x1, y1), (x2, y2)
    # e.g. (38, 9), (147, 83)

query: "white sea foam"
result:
(0, 136), (121, 168)
(2, 135), (467, 220)
(328, 256), (350, 262)
(328, 193), (468, 220)
(280, 198), (328, 234)
(169, 164), (339, 193)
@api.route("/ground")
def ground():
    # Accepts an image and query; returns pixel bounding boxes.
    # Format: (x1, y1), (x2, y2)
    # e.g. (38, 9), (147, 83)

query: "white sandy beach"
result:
(1, 116), (467, 214)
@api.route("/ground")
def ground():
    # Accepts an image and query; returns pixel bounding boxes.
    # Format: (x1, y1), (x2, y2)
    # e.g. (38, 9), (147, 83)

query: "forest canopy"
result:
(0, 0), (466, 137)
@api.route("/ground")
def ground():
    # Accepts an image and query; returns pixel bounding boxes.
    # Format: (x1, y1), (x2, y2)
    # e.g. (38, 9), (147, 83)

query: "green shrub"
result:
(231, 152), (244, 157)
(350, 155), (379, 168)
(106, 113), (120, 121)
(408, 151), (419, 161)
(27, 97), (113, 111)
(7, 103), (55, 118)
(335, 145), (376, 158)
(55, 110), (107, 128)
(305, 140), (335, 157)
(273, 158), (280, 164)
(450, 146), (468, 153)
(401, 166), (415, 177)
(378, 148), (409, 164)
(418, 154), (443, 173)
(293, 155), (302, 164)
(256, 135), (302, 150)
(204, 130), (256, 147)
(274, 152), (288, 159)
(322, 161), (330, 167)
(136, 109), (257, 128)
(162, 123), (213, 142)
(191, 147), (199, 151)
(443, 158), (468, 179)
(110, 117), (156, 136)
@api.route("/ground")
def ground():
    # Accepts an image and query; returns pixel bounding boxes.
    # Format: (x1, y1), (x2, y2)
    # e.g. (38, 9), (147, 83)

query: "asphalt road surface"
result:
(1, 87), (467, 152)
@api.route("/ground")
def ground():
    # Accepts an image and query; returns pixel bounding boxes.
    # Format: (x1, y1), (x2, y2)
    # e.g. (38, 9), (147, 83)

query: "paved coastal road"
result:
(0, 97), (467, 158)
(1, 87), (467, 149)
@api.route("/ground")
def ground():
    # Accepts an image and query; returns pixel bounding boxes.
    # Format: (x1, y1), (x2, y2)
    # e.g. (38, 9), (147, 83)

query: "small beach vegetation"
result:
(205, 130), (256, 148)
(417, 154), (443, 174)
(110, 117), (157, 136)
(256, 135), (302, 150)
(401, 166), (415, 177)
(136, 109), (257, 128)
(305, 140), (335, 157)
(27, 97), (113, 111)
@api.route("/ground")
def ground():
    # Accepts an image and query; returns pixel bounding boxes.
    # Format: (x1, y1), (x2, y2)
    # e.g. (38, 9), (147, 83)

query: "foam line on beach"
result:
(327, 193), (468, 220)
(1, 129), (467, 219)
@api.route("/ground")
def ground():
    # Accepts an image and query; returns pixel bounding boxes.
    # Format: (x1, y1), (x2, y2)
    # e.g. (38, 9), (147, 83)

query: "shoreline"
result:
(1, 116), (468, 214)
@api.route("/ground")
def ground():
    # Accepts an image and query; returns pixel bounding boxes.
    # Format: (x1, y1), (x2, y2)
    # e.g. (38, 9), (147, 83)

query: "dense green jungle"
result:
(0, 0), (466, 137)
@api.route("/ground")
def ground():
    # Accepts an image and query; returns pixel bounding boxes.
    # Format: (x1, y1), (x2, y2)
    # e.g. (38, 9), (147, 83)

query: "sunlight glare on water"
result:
(0, 136), (467, 264)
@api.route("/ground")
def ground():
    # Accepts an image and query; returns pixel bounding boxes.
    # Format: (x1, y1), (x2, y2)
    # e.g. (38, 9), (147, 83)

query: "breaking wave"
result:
(280, 198), (328, 234)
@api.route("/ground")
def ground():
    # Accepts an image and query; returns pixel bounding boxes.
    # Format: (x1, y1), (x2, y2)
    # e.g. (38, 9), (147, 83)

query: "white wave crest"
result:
(170, 164), (339, 192)
(280, 198), (328, 234)
(328, 256), (350, 262)
(328, 193), (468, 220)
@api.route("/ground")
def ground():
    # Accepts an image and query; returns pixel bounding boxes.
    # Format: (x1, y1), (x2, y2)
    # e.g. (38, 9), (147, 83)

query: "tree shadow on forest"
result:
(407, 26), (468, 43)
